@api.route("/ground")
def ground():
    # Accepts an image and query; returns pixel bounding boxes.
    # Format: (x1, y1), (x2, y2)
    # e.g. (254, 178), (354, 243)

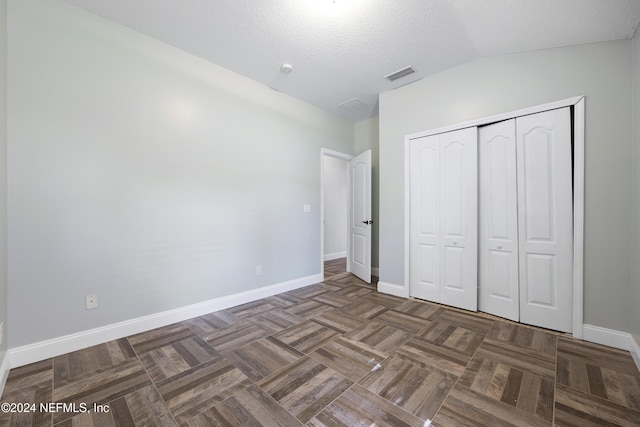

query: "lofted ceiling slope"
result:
(64, 0), (640, 122)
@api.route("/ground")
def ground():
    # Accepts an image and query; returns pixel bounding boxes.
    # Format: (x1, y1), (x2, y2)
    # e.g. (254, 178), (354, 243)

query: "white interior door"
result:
(410, 135), (440, 302)
(349, 150), (371, 283)
(410, 128), (477, 311)
(517, 108), (573, 332)
(479, 119), (520, 321)
(439, 128), (478, 311)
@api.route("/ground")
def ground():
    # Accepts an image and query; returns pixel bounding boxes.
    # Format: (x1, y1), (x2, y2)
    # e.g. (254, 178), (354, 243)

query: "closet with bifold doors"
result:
(479, 107), (573, 332)
(409, 106), (575, 333)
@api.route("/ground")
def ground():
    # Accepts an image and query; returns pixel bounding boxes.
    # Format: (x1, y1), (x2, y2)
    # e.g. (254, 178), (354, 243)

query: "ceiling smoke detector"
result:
(280, 63), (294, 74)
(384, 66), (415, 82)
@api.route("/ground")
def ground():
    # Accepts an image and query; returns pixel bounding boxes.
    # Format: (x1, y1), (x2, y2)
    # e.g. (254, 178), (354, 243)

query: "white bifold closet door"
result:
(479, 119), (520, 321)
(479, 107), (573, 332)
(410, 127), (477, 311)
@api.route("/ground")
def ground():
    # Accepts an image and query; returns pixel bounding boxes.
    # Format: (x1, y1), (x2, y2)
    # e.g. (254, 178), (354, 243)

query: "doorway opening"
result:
(321, 149), (376, 286)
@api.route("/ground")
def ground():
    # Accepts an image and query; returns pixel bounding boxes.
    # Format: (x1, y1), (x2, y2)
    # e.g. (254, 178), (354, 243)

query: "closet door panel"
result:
(409, 135), (440, 302)
(440, 128), (478, 311)
(479, 120), (519, 321)
(517, 107), (573, 333)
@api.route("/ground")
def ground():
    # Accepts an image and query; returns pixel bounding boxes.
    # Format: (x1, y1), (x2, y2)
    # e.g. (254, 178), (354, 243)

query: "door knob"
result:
(361, 220), (373, 225)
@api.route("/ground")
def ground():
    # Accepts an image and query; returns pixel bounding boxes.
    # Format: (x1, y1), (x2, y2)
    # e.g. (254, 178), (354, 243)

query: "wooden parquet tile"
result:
(556, 336), (640, 421)
(127, 323), (195, 355)
(258, 356), (352, 422)
(183, 310), (240, 336)
(202, 320), (271, 353)
(155, 357), (251, 423)
(331, 285), (373, 299)
(187, 384), (302, 426)
(312, 308), (366, 334)
(226, 300), (277, 318)
(262, 293), (304, 308)
(374, 309), (431, 334)
(53, 339), (137, 385)
(52, 359), (152, 424)
(394, 299), (444, 320)
(307, 384), (425, 427)
(138, 335), (220, 382)
(323, 258), (346, 279)
(3, 266), (640, 426)
(359, 354), (456, 421)
(56, 385), (177, 427)
(273, 320), (340, 354)
(310, 291), (354, 308)
(245, 308), (305, 334)
(340, 299), (388, 320)
(284, 299), (334, 320)
(285, 284), (330, 300)
(0, 360), (53, 427)
(434, 383), (551, 426)
(310, 336), (388, 381)
(2, 359), (52, 395)
(224, 336), (303, 381)
(345, 320), (413, 353)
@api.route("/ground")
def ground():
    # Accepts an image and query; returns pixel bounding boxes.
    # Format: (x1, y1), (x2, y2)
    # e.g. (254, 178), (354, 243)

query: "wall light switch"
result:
(303, 204), (311, 213)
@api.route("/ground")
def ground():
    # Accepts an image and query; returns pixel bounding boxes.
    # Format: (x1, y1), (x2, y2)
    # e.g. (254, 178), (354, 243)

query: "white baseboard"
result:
(582, 324), (631, 351)
(324, 252), (347, 261)
(377, 281), (408, 298)
(630, 334), (640, 373)
(0, 350), (10, 397)
(9, 274), (321, 369)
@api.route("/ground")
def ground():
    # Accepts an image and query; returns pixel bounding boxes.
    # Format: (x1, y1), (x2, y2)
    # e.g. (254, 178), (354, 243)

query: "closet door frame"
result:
(402, 96), (585, 339)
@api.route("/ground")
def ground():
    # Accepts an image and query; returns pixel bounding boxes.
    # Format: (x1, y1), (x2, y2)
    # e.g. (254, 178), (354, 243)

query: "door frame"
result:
(403, 96), (585, 339)
(320, 149), (353, 281)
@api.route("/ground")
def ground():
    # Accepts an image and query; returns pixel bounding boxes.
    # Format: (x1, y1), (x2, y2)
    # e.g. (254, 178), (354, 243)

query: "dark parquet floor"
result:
(2, 258), (640, 426)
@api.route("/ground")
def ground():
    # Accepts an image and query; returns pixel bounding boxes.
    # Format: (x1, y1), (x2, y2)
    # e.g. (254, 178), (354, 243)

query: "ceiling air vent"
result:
(385, 66), (415, 82)
(338, 98), (368, 112)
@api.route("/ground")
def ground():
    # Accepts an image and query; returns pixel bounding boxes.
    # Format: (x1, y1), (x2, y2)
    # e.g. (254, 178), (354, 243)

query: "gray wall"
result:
(355, 116), (379, 271)
(379, 40), (633, 332)
(323, 155), (347, 259)
(7, 0), (354, 348)
(0, 0), (7, 361)
(632, 30), (640, 346)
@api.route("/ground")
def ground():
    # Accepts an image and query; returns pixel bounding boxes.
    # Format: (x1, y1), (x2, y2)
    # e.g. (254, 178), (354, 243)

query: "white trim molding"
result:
(0, 351), (10, 397)
(572, 98), (586, 339)
(630, 335), (640, 373)
(377, 281), (409, 298)
(9, 274), (321, 369)
(324, 251), (347, 261)
(582, 324), (631, 351)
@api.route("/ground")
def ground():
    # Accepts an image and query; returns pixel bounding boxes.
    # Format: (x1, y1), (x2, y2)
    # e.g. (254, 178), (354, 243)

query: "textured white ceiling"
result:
(64, 0), (640, 122)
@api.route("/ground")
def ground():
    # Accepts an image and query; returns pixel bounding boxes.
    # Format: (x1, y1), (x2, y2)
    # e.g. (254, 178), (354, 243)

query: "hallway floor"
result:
(2, 260), (639, 426)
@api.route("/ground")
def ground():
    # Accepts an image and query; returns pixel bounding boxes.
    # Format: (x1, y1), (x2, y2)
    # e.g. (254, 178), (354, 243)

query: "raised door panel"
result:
(439, 127), (478, 311)
(349, 150), (371, 283)
(517, 108), (573, 332)
(410, 136), (440, 302)
(478, 120), (519, 321)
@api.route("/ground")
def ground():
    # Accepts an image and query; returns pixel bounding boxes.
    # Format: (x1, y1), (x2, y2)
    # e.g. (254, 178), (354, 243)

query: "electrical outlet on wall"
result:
(86, 294), (98, 310)
(256, 265), (262, 276)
